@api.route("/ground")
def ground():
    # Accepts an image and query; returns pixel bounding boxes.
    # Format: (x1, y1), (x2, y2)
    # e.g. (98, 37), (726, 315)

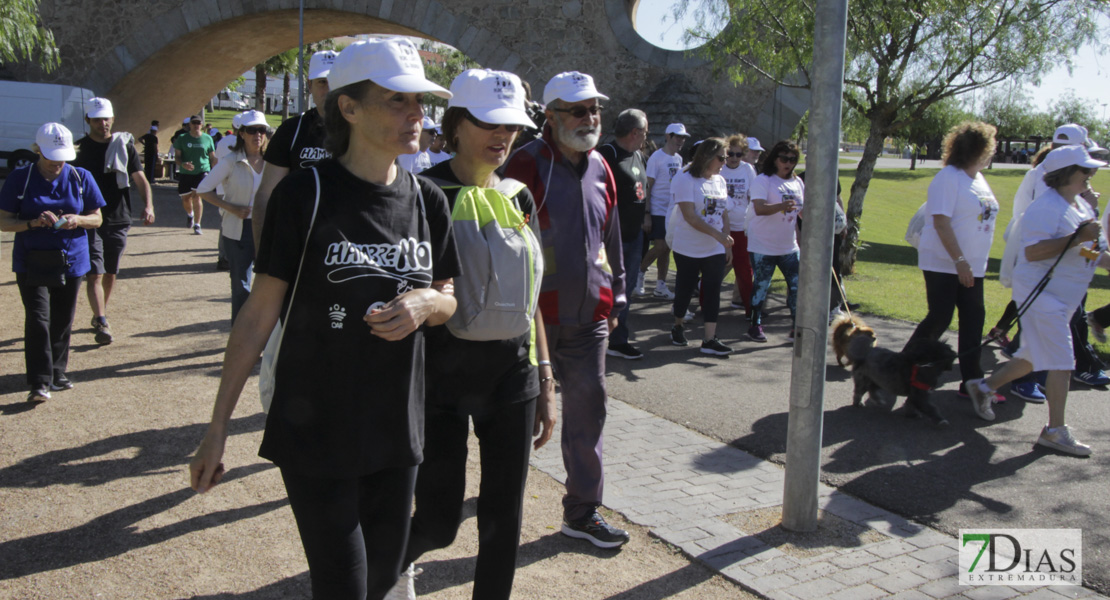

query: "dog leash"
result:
(976, 226), (1086, 355)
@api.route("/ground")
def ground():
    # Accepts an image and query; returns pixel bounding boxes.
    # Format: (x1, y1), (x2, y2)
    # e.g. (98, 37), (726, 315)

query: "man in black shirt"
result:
(251, 49), (336, 251)
(599, 109), (649, 360)
(139, 121), (159, 182)
(72, 97), (155, 345)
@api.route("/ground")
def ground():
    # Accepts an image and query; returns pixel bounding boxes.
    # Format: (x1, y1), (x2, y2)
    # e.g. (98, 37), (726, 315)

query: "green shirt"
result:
(173, 133), (215, 175)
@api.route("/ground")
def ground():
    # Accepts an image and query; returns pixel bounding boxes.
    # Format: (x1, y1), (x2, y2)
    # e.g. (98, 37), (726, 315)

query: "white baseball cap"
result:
(86, 97), (114, 119)
(231, 112), (244, 129)
(448, 69), (536, 128)
(1042, 145), (1106, 174)
(746, 137), (765, 152)
(1053, 123), (1089, 146)
(183, 117), (191, 125)
(543, 71), (609, 105)
(665, 123), (689, 137)
(36, 122), (76, 161)
(239, 110), (267, 128)
(422, 116), (436, 131)
(208, 127), (219, 136)
(308, 50), (338, 80)
(327, 38), (451, 99)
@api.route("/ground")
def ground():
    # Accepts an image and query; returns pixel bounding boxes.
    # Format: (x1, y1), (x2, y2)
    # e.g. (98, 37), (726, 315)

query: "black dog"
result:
(845, 335), (958, 426)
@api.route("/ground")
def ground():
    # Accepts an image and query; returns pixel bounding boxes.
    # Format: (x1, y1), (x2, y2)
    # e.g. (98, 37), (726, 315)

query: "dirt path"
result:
(0, 182), (754, 599)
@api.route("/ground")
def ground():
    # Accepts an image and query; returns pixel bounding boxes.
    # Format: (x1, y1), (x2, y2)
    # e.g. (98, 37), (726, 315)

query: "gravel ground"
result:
(0, 181), (754, 599)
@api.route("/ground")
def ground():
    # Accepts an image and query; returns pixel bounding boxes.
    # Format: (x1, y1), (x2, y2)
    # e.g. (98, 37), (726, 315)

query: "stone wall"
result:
(9, 0), (806, 149)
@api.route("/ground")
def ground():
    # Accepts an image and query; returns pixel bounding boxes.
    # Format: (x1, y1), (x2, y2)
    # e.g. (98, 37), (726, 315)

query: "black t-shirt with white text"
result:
(72, 136), (142, 226)
(598, 143), (647, 242)
(255, 158), (460, 477)
(264, 109), (329, 172)
(420, 160), (540, 413)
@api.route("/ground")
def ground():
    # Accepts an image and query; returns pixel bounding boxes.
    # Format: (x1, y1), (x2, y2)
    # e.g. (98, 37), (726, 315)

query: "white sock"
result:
(977, 380), (993, 394)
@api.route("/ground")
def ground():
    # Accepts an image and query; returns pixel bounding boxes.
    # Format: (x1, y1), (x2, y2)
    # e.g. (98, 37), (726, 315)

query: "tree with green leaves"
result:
(0, 0), (59, 72)
(255, 49), (298, 116)
(420, 42), (480, 119)
(680, 0), (1108, 271)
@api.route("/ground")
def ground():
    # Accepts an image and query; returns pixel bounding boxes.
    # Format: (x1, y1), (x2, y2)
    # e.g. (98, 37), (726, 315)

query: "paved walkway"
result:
(532, 398), (1103, 599)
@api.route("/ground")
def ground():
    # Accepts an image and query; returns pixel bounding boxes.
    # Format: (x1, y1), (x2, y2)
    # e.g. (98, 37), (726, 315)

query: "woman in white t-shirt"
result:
(720, 134), (758, 316)
(667, 137), (735, 355)
(906, 121), (1000, 408)
(746, 140), (804, 343)
(966, 146), (1107, 456)
(197, 110), (269, 323)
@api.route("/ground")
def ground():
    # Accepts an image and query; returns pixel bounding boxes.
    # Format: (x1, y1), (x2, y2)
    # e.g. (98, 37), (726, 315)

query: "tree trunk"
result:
(839, 121), (889, 274)
(282, 72), (291, 119)
(254, 65), (266, 112)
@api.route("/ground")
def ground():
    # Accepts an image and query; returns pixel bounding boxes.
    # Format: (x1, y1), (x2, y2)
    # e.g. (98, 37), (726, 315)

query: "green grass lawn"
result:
(204, 109), (285, 134)
(741, 166), (1110, 352)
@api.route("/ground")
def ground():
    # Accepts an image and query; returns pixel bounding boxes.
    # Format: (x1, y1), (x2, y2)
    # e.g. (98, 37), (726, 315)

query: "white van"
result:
(0, 81), (93, 174)
(211, 89), (249, 111)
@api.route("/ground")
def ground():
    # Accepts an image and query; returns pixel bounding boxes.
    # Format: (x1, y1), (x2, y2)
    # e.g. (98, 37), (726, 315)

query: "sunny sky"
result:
(633, 0), (1110, 117)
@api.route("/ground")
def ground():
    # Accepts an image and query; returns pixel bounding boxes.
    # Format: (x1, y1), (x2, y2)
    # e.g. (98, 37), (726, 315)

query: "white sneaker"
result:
(682, 309), (695, 323)
(963, 379), (996, 421)
(653, 284), (675, 300)
(384, 563), (421, 600)
(633, 271), (646, 296)
(1036, 425), (1092, 456)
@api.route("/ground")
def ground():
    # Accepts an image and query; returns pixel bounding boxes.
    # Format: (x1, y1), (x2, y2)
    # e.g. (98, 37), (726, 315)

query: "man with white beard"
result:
(504, 71), (629, 549)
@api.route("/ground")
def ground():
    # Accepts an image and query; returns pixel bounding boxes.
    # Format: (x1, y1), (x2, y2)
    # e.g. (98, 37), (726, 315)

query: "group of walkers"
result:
(3, 34), (1107, 600)
(908, 120), (1108, 457)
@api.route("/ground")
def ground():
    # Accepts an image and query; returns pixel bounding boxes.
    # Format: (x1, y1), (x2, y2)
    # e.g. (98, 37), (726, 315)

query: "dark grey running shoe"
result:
(561, 511), (630, 548)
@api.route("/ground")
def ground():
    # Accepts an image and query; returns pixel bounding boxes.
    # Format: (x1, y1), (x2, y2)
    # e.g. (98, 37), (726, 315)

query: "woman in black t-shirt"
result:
(402, 68), (554, 600)
(189, 38), (458, 600)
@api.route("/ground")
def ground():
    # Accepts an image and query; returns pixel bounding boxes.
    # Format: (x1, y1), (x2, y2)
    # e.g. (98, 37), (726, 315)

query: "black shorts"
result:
(88, 224), (131, 275)
(651, 214), (668, 241)
(177, 172), (206, 196)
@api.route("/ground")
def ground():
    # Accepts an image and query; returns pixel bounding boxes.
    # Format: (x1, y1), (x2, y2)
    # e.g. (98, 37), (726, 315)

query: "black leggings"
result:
(281, 465), (417, 600)
(673, 252), (726, 323)
(405, 399), (536, 600)
(907, 270), (984, 383)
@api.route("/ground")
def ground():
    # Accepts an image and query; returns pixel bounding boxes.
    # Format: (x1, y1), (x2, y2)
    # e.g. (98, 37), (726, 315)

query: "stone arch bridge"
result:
(11, 0), (807, 150)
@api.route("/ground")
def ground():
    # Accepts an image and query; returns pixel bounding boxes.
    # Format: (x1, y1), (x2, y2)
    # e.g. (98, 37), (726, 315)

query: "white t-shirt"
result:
(646, 148), (683, 216)
(669, 171), (729, 258)
(1013, 189), (1103, 307)
(917, 165), (999, 278)
(215, 134), (237, 159)
(398, 150), (432, 174)
(428, 150), (451, 166)
(721, 162), (757, 232)
(746, 173), (804, 256)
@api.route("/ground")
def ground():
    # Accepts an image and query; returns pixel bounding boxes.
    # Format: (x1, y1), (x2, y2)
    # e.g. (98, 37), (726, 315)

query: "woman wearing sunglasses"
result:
(402, 68), (555, 600)
(967, 145), (1106, 455)
(906, 121), (1000, 416)
(746, 140), (804, 342)
(190, 39), (460, 599)
(196, 110), (269, 322)
(667, 137), (735, 354)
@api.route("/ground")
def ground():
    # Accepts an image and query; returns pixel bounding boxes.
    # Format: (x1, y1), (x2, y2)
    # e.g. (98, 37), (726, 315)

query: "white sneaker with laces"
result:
(384, 563), (421, 600)
(1036, 425), (1092, 456)
(633, 271), (646, 296)
(963, 379), (996, 421)
(653, 284), (675, 300)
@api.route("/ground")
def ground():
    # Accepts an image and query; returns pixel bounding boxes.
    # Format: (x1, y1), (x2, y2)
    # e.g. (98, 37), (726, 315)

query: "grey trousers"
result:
(546, 320), (609, 522)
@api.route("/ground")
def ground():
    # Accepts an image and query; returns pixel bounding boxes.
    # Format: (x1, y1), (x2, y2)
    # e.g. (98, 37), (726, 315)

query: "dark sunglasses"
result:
(777, 155), (799, 164)
(726, 151), (744, 158)
(241, 126), (268, 135)
(551, 104), (604, 119)
(1079, 166), (1096, 175)
(465, 112), (524, 133)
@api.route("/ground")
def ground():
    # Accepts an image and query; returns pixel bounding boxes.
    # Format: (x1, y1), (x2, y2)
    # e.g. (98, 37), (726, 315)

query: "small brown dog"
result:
(831, 314), (876, 367)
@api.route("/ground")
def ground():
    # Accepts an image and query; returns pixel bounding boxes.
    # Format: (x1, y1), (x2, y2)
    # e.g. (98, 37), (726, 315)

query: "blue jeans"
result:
(750, 251), (800, 325)
(610, 231), (643, 346)
(225, 219), (255, 323)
